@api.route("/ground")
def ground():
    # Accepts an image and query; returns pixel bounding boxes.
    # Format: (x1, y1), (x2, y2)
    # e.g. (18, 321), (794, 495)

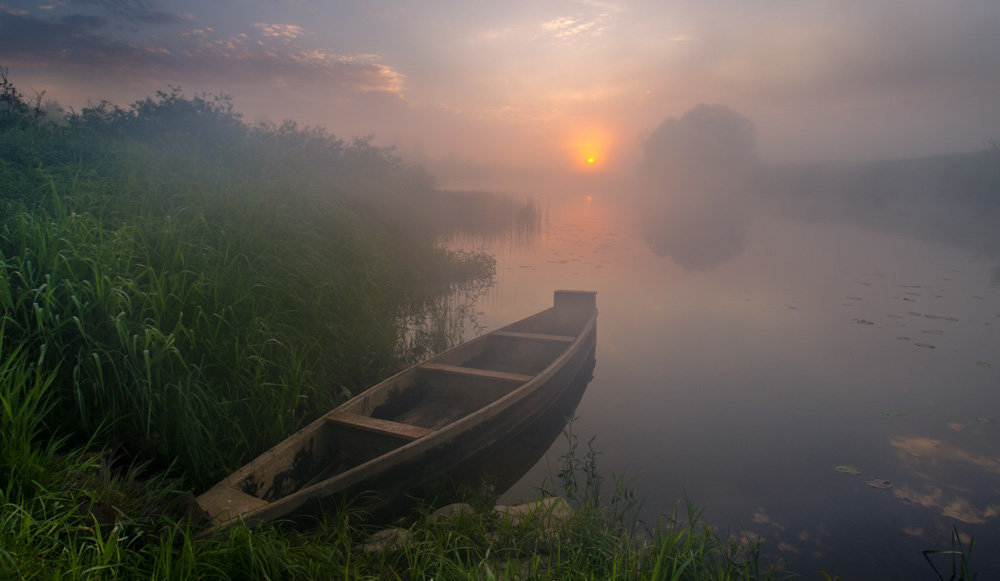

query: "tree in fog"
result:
(638, 103), (757, 198)
(636, 104), (758, 269)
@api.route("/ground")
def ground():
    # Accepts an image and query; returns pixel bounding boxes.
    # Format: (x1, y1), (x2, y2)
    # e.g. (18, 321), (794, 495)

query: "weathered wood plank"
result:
(418, 362), (533, 383)
(198, 486), (269, 520)
(492, 331), (575, 343)
(328, 411), (435, 440)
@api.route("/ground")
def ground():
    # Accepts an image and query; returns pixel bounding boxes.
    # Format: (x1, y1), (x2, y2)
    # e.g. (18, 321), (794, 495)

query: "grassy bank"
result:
(1, 69), (774, 579)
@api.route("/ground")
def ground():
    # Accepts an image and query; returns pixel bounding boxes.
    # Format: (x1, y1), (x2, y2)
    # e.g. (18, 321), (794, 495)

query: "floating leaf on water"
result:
(975, 417), (997, 424)
(835, 465), (861, 475)
(853, 319), (875, 325)
(922, 329), (944, 336)
(863, 478), (893, 489)
(896, 337), (911, 341)
(976, 362), (994, 369)
(882, 410), (906, 417)
(913, 343), (936, 349)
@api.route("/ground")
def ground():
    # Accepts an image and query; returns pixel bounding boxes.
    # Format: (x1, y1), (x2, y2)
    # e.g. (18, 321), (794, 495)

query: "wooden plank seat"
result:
(328, 411), (434, 440)
(492, 330), (576, 343)
(418, 362), (533, 383)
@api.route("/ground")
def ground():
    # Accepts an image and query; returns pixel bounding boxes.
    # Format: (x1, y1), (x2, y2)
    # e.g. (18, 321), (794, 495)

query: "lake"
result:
(447, 185), (1000, 579)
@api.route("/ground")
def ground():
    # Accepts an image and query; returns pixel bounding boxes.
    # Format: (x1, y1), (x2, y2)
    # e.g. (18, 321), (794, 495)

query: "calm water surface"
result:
(449, 191), (1000, 579)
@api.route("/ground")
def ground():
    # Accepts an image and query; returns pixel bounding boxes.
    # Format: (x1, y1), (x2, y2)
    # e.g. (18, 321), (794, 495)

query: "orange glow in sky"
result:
(570, 128), (613, 172)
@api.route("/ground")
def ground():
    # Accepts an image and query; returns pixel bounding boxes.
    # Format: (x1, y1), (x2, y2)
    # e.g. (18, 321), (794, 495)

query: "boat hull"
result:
(196, 290), (597, 532)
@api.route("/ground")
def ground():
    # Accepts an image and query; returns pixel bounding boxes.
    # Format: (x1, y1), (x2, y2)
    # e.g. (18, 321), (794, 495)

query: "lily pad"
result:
(835, 465), (861, 475)
(863, 478), (893, 489)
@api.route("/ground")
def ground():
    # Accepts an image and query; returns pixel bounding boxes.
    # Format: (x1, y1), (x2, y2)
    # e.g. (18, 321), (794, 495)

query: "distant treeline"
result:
(0, 67), (502, 486)
(756, 148), (1000, 252)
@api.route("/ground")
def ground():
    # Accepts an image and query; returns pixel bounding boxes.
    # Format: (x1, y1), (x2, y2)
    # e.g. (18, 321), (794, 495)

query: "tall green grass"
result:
(0, 75), (495, 487)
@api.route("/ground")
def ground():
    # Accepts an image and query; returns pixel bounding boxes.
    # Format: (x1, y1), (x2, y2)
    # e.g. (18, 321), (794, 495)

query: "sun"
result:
(569, 128), (612, 172)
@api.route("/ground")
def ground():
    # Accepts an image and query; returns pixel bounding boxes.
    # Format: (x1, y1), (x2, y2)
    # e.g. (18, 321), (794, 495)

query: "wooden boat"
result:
(195, 290), (597, 533)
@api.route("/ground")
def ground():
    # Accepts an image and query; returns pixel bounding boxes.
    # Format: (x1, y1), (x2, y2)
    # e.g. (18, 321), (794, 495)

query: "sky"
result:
(2, 0), (1000, 181)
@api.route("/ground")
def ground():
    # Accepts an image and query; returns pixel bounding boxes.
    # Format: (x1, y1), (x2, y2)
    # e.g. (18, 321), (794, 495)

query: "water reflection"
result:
(445, 174), (1000, 578)
(446, 351), (596, 498)
(890, 435), (1000, 524)
(637, 199), (748, 270)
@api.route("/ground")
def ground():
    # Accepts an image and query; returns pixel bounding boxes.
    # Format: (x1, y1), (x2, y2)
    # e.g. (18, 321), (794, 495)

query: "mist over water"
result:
(444, 107), (1000, 578)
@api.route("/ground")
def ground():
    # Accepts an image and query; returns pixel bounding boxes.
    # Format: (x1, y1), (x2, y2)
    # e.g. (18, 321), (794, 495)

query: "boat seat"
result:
(327, 411), (434, 441)
(492, 330), (575, 343)
(418, 362), (533, 383)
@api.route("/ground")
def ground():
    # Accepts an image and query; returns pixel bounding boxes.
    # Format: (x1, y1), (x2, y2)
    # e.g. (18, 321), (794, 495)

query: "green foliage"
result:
(0, 66), (37, 131)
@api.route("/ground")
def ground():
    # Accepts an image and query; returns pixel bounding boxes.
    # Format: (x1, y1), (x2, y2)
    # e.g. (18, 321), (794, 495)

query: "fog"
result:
(627, 102), (1000, 269)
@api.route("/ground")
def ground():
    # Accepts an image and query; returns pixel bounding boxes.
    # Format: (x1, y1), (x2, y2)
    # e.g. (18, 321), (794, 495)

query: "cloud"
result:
(0, 9), (161, 69)
(1, 3), (29, 16)
(253, 23), (307, 41)
(69, 0), (194, 25)
(538, 11), (611, 41)
(541, 16), (597, 38)
(0, 9), (405, 96)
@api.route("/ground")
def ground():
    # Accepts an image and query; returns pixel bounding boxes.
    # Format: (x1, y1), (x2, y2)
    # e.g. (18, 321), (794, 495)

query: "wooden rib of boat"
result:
(195, 290), (597, 533)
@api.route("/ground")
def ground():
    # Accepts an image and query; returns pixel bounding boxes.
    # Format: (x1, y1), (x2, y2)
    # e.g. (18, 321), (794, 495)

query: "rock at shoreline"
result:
(493, 497), (573, 527)
(352, 527), (411, 554)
